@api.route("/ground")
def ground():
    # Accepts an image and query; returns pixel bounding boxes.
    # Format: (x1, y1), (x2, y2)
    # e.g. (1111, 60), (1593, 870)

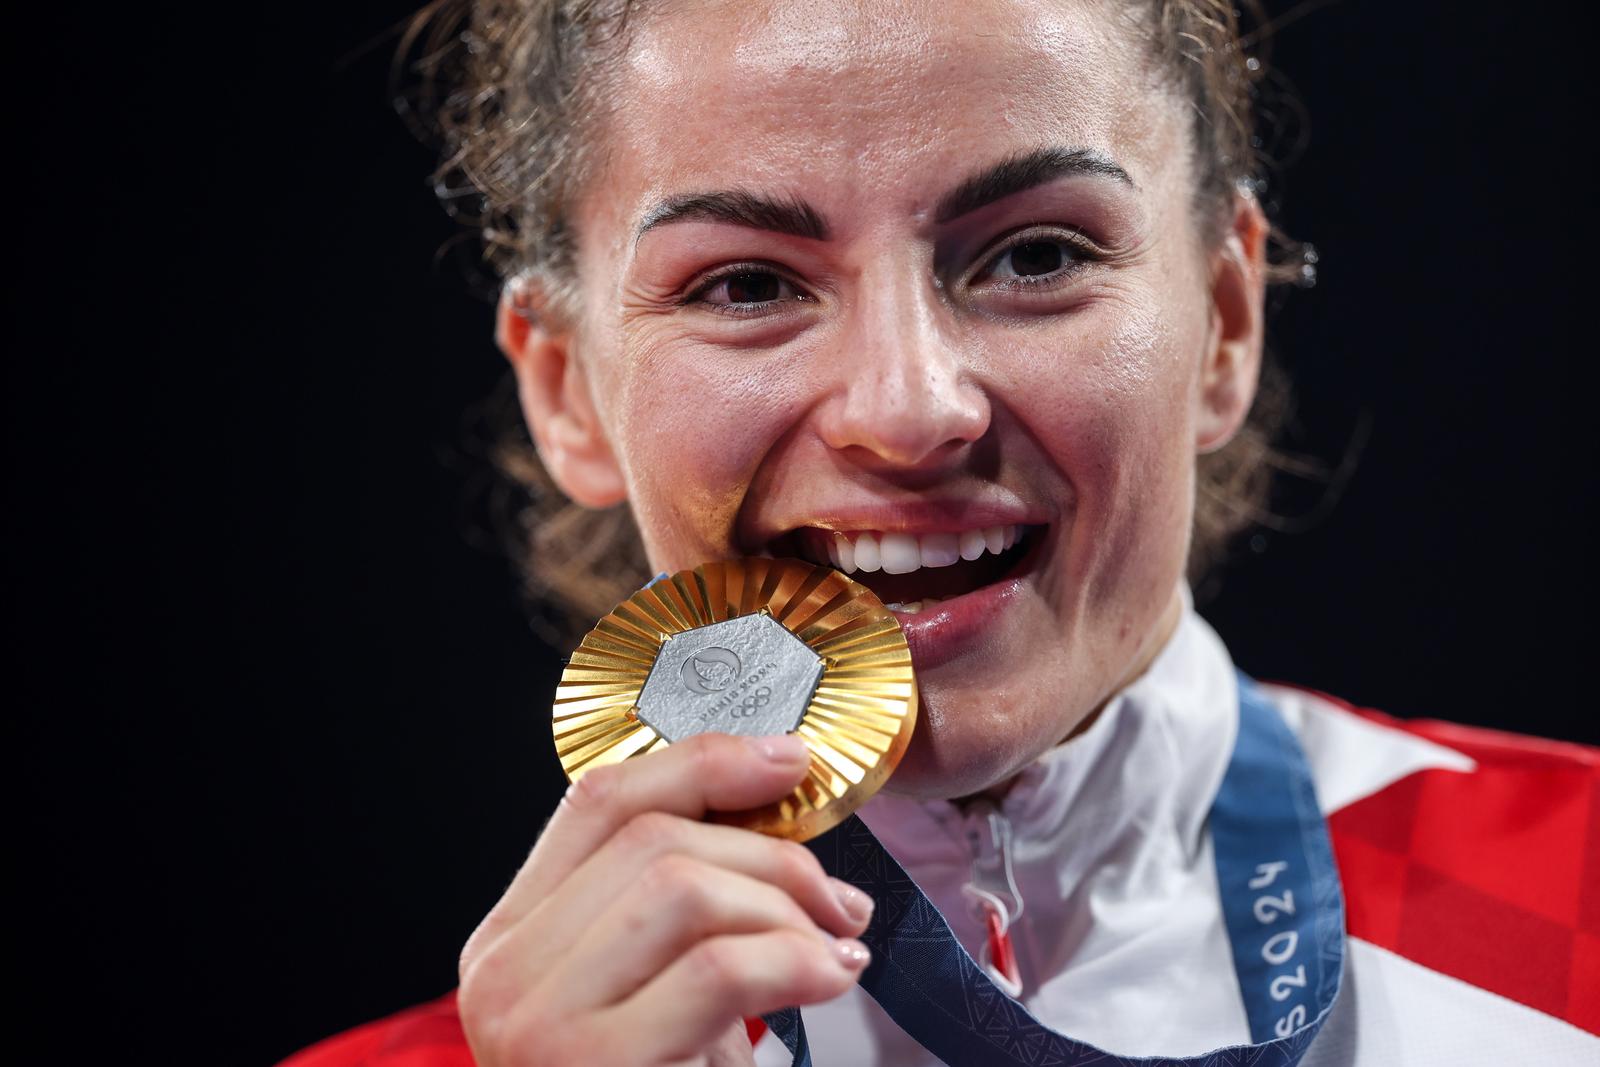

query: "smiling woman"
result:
(408, 0), (1300, 630)
(280, 2), (1599, 1065)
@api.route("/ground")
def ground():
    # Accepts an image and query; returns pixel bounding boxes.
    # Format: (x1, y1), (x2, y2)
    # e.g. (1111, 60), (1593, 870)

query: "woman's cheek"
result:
(1001, 296), (1195, 598)
(999, 293), (1182, 478)
(1079, 310), (1201, 609)
(609, 335), (811, 567)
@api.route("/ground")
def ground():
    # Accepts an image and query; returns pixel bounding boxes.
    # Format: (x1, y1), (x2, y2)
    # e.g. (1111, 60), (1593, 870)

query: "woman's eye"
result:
(690, 269), (807, 314)
(972, 236), (1090, 287)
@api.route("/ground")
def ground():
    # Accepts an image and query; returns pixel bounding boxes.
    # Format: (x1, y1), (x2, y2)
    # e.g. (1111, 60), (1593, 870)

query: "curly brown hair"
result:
(400, 0), (1316, 637)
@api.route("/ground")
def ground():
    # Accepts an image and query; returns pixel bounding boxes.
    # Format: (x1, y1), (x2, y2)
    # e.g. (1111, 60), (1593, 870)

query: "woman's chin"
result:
(881, 686), (1052, 801)
(884, 748), (1009, 800)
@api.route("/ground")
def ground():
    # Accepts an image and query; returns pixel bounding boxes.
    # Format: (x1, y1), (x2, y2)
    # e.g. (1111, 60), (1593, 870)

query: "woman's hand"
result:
(457, 733), (874, 1067)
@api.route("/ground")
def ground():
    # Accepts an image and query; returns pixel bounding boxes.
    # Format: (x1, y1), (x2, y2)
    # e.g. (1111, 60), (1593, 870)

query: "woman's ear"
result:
(496, 273), (627, 508)
(1195, 189), (1269, 454)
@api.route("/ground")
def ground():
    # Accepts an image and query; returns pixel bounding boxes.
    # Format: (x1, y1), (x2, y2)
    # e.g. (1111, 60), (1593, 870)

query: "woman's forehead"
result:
(586, 0), (1182, 239)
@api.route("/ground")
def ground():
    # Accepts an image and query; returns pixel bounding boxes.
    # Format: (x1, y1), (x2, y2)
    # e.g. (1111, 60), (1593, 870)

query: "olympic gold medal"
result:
(552, 557), (917, 841)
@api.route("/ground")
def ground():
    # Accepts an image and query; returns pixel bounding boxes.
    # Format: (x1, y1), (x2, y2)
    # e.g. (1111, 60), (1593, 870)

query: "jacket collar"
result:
(860, 582), (1240, 883)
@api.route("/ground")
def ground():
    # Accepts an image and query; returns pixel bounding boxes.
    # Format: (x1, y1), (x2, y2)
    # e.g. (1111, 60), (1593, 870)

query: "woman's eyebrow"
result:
(635, 190), (829, 244)
(633, 146), (1133, 244)
(934, 146), (1136, 223)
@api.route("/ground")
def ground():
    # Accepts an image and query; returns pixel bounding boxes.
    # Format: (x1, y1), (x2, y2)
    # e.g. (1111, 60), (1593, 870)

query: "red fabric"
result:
(1315, 693), (1600, 1035)
(278, 993), (473, 1067)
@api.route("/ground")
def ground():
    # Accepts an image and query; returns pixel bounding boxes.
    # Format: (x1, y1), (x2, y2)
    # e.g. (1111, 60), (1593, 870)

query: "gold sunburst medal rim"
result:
(552, 557), (918, 841)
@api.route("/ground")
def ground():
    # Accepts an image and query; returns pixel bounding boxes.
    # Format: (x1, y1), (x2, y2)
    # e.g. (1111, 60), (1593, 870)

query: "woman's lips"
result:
(893, 569), (1034, 671)
(887, 528), (1047, 670)
(755, 514), (1052, 671)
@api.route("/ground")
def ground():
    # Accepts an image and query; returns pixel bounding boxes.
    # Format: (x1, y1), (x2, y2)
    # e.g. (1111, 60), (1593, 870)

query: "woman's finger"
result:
(600, 929), (870, 1062)
(526, 855), (832, 1010)
(515, 813), (871, 969)
(705, 1020), (760, 1067)
(465, 732), (811, 963)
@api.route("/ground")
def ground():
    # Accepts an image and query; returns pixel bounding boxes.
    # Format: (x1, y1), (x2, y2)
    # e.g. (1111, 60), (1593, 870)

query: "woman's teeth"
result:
(810, 525), (1024, 575)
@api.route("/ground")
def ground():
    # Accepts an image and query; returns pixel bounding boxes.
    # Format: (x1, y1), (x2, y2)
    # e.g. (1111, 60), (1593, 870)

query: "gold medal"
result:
(552, 557), (917, 841)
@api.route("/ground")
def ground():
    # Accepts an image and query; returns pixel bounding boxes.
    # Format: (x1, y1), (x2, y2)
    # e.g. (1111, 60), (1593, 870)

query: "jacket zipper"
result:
(959, 796), (1025, 997)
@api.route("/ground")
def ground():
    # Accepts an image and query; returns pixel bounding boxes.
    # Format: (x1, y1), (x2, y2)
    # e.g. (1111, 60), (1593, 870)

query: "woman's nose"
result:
(817, 274), (991, 470)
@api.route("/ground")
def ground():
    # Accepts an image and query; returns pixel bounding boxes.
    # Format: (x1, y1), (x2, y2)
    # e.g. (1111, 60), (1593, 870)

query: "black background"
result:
(8, 2), (1592, 1064)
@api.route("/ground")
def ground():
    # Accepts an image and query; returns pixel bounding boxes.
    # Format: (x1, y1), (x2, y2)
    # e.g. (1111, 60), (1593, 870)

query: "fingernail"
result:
(833, 938), (871, 970)
(746, 734), (808, 765)
(832, 879), (874, 924)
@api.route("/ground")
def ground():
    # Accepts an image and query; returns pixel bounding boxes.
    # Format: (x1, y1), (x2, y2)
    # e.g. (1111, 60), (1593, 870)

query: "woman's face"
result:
(509, 0), (1265, 798)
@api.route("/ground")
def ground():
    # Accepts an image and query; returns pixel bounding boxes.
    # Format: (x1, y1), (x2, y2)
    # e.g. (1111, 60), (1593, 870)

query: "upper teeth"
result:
(807, 525), (1024, 575)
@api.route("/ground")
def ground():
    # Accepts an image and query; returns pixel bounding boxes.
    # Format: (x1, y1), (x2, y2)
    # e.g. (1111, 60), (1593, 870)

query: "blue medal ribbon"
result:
(765, 672), (1345, 1066)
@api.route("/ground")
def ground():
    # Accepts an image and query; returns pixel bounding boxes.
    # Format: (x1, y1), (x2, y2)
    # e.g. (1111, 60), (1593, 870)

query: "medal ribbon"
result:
(764, 672), (1345, 1066)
